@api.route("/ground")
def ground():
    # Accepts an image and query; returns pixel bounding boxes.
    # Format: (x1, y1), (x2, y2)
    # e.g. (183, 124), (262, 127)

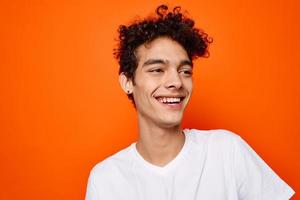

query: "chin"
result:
(158, 116), (183, 128)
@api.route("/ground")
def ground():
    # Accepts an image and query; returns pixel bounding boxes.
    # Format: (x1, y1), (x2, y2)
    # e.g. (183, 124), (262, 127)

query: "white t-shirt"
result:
(85, 129), (295, 200)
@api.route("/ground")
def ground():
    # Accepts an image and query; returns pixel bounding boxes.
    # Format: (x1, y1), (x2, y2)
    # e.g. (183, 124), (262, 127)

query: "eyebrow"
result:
(180, 60), (193, 67)
(142, 59), (166, 67)
(142, 59), (193, 67)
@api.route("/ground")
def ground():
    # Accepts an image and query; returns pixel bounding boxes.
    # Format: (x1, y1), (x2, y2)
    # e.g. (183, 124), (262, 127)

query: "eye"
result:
(179, 68), (193, 76)
(148, 68), (164, 74)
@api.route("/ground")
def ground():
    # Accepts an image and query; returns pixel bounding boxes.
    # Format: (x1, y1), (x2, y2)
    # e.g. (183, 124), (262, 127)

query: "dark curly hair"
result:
(114, 4), (212, 102)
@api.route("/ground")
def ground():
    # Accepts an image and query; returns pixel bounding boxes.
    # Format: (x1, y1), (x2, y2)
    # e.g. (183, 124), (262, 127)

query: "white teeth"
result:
(157, 97), (181, 103)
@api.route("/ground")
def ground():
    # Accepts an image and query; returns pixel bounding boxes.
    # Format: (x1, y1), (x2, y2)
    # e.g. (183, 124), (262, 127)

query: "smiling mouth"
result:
(155, 96), (185, 105)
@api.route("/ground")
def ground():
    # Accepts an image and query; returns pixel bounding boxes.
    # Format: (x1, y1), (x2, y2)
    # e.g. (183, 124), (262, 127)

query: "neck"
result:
(136, 116), (185, 167)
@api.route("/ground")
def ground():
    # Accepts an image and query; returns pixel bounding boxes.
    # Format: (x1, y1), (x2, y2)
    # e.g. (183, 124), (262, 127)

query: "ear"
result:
(119, 73), (133, 94)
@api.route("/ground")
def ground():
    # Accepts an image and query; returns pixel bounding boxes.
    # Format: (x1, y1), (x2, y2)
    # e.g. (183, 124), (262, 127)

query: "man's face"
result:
(131, 37), (193, 128)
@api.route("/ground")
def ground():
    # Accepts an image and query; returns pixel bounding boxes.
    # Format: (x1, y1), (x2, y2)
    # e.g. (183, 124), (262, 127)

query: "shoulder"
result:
(88, 144), (134, 182)
(185, 128), (242, 146)
(185, 128), (247, 159)
(85, 144), (136, 199)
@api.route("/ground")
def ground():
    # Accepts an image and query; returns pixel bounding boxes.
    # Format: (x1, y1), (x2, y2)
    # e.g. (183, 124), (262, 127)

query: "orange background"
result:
(0, 0), (299, 199)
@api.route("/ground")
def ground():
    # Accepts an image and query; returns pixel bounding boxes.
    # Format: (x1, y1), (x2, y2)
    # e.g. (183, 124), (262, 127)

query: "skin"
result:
(119, 37), (193, 167)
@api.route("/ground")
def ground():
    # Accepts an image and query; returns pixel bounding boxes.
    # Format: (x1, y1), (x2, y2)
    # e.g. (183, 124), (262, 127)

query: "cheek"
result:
(184, 79), (193, 92)
(133, 82), (155, 102)
(190, 82), (193, 92)
(136, 77), (159, 92)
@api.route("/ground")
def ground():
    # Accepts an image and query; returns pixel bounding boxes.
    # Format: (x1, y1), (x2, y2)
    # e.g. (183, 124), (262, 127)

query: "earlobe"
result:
(119, 73), (133, 94)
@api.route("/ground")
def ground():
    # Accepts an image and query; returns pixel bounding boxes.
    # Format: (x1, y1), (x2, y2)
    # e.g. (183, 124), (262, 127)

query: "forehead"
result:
(135, 37), (189, 64)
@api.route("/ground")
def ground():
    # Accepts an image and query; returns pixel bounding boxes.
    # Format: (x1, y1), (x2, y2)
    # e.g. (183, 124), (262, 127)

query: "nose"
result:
(164, 69), (183, 90)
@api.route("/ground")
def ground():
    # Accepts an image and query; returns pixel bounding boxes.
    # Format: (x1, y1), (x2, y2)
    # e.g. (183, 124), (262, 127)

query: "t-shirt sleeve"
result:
(233, 136), (295, 200)
(85, 171), (99, 200)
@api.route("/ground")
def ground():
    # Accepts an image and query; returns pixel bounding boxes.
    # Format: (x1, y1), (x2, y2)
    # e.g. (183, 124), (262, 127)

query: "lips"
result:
(154, 95), (186, 110)
(155, 97), (185, 104)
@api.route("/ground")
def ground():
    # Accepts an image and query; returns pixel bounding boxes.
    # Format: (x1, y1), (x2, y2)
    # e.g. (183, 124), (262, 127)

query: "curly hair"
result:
(114, 4), (212, 102)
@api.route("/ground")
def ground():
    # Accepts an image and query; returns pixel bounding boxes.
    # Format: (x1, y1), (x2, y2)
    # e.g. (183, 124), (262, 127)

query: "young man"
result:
(85, 5), (295, 200)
